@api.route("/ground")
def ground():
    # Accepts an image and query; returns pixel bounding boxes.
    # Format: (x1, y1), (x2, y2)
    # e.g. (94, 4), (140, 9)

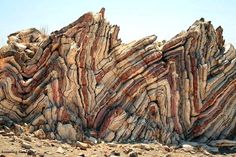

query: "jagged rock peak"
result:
(0, 9), (235, 145)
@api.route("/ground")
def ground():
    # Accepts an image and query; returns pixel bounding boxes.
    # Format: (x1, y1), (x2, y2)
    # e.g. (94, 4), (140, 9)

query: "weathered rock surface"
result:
(0, 9), (235, 146)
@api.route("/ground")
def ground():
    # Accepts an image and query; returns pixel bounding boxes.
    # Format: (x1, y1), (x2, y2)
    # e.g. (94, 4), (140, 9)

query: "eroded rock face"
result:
(0, 9), (235, 144)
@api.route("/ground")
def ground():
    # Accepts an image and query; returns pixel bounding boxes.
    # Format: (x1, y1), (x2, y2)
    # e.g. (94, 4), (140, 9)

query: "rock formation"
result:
(0, 9), (235, 145)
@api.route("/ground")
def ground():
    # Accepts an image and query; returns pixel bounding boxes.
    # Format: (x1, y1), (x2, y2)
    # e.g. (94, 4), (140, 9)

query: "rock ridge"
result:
(0, 8), (235, 146)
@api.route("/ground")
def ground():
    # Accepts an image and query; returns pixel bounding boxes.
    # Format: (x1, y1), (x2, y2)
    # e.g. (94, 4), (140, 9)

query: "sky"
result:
(1, 0), (236, 46)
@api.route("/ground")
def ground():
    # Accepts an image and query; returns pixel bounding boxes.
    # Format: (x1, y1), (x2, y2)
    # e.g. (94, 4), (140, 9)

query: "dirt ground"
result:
(0, 129), (235, 157)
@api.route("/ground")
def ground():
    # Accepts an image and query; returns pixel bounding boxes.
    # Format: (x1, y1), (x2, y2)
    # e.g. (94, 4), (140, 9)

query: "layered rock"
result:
(0, 9), (235, 145)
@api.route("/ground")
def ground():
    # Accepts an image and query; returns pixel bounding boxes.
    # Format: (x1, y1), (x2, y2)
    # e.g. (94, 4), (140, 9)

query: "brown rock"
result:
(128, 151), (138, 157)
(164, 146), (173, 152)
(123, 148), (133, 154)
(21, 142), (32, 149)
(13, 124), (23, 135)
(57, 123), (77, 141)
(56, 146), (65, 154)
(2, 132), (14, 137)
(133, 144), (154, 151)
(34, 129), (46, 139)
(76, 141), (90, 150)
(0, 8), (235, 147)
(111, 150), (120, 156)
(27, 149), (36, 156)
(23, 135), (32, 142)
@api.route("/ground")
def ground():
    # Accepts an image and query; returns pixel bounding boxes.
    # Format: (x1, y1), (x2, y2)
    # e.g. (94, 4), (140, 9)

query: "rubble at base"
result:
(0, 125), (235, 156)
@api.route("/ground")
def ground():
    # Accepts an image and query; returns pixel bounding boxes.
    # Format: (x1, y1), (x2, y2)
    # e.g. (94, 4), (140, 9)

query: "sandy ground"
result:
(0, 130), (235, 157)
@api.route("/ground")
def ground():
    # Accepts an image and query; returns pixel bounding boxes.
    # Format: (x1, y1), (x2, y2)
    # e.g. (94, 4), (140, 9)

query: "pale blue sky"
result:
(1, 0), (236, 46)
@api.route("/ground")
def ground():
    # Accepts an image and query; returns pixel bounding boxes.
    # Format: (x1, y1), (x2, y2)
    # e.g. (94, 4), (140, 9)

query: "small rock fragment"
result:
(1, 150), (17, 154)
(3, 132), (15, 137)
(56, 146), (65, 154)
(164, 146), (172, 152)
(57, 123), (77, 141)
(128, 151), (138, 157)
(21, 142), (32, 149)
(14, 124), (23, 135)
(76, 141), (90, 150)
(86, 136), (98, 144)
(34, 129), (46, 139)
(36, 142), (42, 147)
(27, 149), (36, 156)
(50, 132), (55, 139)
(0, 130), (5, 134)
(23, 135), (32, 142)
(39, 154), (44, 157)
(9, 136), (16, 142)
(123, 148), (133, 154)
(111, 150), (120, 156)
(107, 143), (117, 147)
(19, 149), (28, 153)
(133, 144), (153, 151)
(78, 153), (85, 157)
(182, 144), (194, 152)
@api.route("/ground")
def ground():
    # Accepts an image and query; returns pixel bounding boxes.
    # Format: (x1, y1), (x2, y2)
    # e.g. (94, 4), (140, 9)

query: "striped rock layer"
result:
(0, 9), (235, 145)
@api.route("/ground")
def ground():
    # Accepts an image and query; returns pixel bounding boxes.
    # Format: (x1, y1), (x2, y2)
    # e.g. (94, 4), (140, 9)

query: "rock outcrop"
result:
(0, 9), (235, 145)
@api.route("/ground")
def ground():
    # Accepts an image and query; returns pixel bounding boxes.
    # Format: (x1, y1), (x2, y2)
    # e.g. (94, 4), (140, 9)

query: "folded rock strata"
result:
(0, 9), (235, 145)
